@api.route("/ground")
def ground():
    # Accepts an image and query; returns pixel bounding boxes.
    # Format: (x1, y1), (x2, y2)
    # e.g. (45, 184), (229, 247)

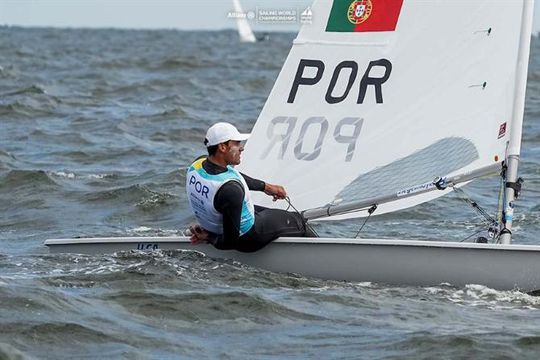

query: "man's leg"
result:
(235, 206), (310, 252)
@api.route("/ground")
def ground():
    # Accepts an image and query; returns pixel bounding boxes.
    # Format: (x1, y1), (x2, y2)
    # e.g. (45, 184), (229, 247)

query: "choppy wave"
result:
(2, 249), (540, 357)
(127, 226), (184, 237)
(30, 130), (94, 146)
(0, 343), (31, 359)
(0, 99), (57, 117)
(50, 171), (115, 180)
(1, 27), (539, 358)
(0, 150), (17, 170)
(2, 84), (47, 96)
(423, 283), (540, 309)
(158, 57), (215, 70)
(83, 184), (158, 202)
(0, 169), (59, 189)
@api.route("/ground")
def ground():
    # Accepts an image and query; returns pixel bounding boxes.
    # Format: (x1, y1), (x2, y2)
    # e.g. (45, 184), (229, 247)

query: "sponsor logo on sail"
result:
(498, 122), (507, 139)
(347, 0), (372, 25)
(397, 182), (435, 197)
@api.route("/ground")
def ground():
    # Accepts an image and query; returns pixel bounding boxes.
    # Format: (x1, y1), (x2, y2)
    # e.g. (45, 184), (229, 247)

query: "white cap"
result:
(204, 122), (250, 147)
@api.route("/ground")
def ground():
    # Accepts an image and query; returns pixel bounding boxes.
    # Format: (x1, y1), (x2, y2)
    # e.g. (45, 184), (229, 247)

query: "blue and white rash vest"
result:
(186, 158), (255, 235)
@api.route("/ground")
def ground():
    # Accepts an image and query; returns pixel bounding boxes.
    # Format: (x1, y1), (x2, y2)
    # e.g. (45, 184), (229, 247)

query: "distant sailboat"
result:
(46, 0), (540, 292)
(232, 0), (256, 43)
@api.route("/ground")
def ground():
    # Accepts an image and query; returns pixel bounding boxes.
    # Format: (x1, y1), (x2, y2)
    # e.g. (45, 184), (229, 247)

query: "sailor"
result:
(186, 122), (312, 252)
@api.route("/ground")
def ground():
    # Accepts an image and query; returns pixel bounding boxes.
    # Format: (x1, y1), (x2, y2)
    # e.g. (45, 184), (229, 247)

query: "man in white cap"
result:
(186, 122), (312, 252)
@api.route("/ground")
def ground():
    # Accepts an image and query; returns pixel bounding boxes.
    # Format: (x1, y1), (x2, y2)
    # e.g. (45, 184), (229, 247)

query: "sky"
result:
(0, 0), (539, 34)
(0, 0), (313, 32)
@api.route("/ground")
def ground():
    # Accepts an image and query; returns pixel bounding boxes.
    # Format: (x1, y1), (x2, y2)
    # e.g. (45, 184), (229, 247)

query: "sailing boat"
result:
(232, 0), (256, 43)
(46, 0), (540, 292)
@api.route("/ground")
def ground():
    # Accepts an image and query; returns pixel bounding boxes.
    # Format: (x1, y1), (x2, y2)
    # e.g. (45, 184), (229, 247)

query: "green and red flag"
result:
(326, 0), (404, 32)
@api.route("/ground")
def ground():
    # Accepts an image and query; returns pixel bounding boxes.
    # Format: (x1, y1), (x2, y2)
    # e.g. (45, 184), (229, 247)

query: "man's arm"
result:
(240, 172), (287, 200)
(240, 172), (265, 191)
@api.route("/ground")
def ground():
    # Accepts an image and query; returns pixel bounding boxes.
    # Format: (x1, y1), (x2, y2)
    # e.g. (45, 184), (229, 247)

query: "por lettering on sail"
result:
(326, 0), (404, 32)
(288, 58), (392, 104)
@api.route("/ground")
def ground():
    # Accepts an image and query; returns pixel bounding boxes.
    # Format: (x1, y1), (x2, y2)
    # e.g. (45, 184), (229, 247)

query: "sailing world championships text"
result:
(257, 9), (297, 23)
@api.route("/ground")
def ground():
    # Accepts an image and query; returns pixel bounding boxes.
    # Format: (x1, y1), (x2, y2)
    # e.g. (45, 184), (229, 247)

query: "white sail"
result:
(232, 0), (256, 43)
(239, 0), (530, 218)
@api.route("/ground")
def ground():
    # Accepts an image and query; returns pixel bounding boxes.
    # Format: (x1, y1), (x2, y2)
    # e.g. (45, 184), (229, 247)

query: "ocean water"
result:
(1, 27), (540, 359)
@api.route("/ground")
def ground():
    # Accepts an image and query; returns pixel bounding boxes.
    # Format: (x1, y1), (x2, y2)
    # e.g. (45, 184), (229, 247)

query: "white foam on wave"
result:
(426, 283), (540, 309)
(131, 226), (153, 232)
(50, 171), (110, 180)
(52, 171), (76, 179)
(87, 174), (109, 179)
(128, 226), (181, 236)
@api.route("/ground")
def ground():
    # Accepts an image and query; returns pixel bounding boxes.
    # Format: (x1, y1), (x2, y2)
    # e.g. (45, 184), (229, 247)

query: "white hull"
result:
(45, 237), (540, 292)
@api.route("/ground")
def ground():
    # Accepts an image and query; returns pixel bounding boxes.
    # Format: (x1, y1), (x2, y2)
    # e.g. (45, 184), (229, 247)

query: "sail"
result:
(232, 0), (256, 43)
(238, 0), (531, 219)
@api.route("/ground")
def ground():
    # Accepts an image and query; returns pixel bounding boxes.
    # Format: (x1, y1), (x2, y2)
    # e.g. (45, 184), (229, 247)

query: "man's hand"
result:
(264, 183), (287, 201)
(189, 224), (210, 244)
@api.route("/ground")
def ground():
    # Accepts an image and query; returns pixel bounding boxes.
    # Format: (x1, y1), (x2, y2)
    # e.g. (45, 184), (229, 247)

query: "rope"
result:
(354, 205), (377, 239)
(459, 227), (488, 243)
(451, 185), (499, 243)
(353, 204), (377, 238)
(452, 186), (498, 227)
(285, 197), (319, 237)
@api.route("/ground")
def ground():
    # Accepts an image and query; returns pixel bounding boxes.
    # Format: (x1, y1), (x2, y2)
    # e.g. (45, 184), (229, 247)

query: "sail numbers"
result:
(261, 116), (363, 162)
(262, 58), (392, 161)
(287, 58), (392, 104)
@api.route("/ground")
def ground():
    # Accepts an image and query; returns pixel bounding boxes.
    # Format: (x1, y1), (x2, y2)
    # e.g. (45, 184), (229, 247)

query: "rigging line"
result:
(451, 186), (498, 226)
(285, 199), (292, 211)
(353, 204), (377, 239)
(285, 197), (319, 237)
(459, 226), (489, 243)
(451, 185), (500, 243)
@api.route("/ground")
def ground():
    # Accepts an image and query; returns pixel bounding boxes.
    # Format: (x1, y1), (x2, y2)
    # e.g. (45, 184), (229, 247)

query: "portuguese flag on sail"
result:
(326, 0), (404, 32)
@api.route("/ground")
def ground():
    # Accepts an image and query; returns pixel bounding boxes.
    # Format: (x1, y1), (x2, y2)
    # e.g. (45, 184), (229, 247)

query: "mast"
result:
(499, 0), (534, 244)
